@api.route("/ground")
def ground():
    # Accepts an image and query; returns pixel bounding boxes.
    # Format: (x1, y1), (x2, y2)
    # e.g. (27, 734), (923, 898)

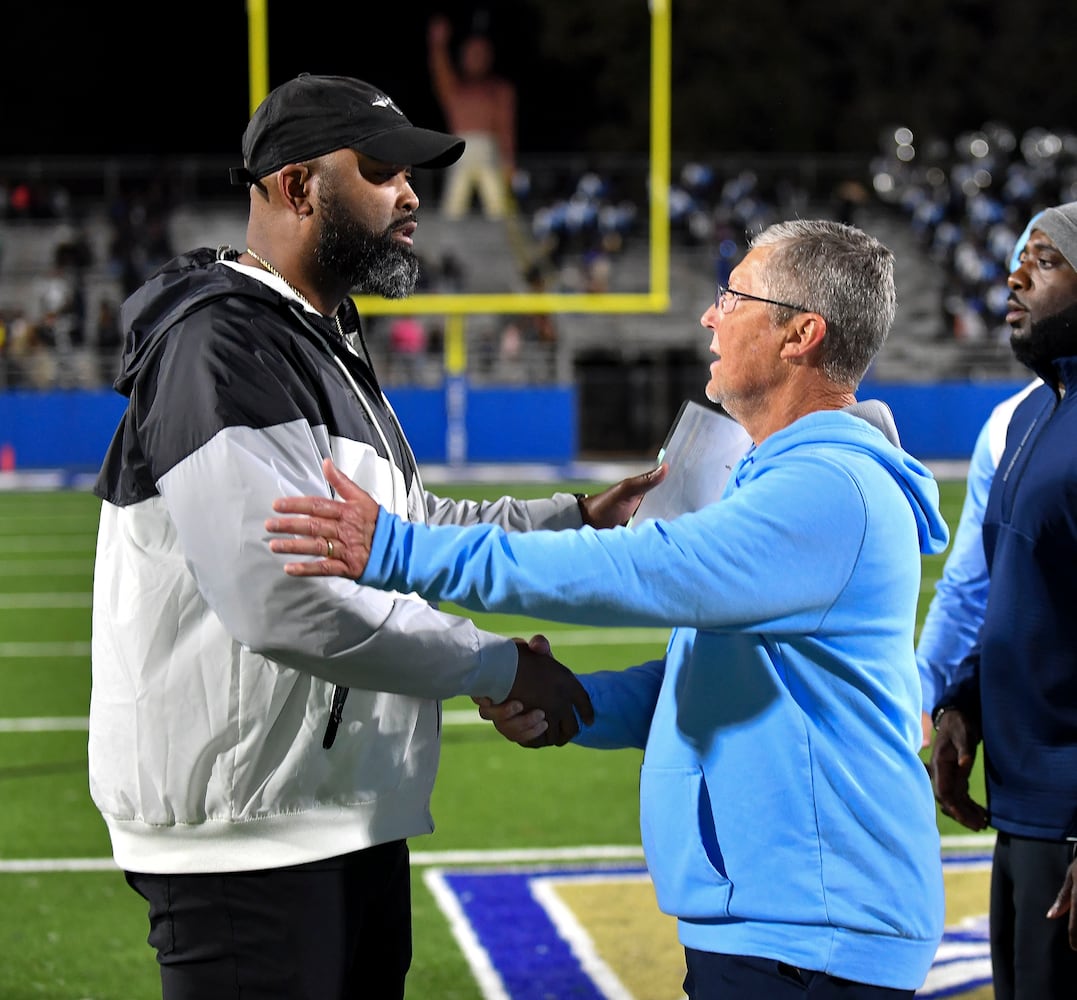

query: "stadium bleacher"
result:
(1, 131), (1064, 401)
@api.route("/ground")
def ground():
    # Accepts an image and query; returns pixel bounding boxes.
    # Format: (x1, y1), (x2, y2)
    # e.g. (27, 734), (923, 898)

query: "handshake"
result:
(264, 453), (668, 746)
(264, 457), (597, 748)
(489, 634), (594, 748)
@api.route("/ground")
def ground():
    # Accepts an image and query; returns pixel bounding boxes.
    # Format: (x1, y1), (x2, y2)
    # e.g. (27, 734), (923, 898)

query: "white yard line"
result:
(412, 846), (646, 866)
(0, 642), (90, 657)
(0, 515), (98, 529)
(3, 846), (646, 875)
(0, 840), (989, 875)
(0, 717), (89, 732)
(0, 630), (664, 663)
(0, 858), (120, 873)
(0, 559), (95, 575)
(0, 538), (95, 553)
(532, 876), (639, 1000)
(0, 593), (92, 608)
(522, 629), (669, 646)
(423, 868), (513, 1000)
(1, 713), (484, 733)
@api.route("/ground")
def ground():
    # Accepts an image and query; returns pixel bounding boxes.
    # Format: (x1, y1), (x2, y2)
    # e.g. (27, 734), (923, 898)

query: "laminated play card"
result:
(629, 400), (752, 527)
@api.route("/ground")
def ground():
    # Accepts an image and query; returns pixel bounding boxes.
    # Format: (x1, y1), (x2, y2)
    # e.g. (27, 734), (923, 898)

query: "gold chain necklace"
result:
(245, 246), (346, 340)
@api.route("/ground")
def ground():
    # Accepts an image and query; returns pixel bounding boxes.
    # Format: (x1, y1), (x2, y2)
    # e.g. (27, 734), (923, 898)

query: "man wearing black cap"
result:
(930, 201), (1077, 1000)
(88, 73), (661, 999)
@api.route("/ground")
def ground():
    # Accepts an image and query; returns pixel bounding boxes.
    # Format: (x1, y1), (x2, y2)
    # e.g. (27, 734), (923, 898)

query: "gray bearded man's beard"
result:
(315, 188), (420, 299)
(348, 238), (419, 299)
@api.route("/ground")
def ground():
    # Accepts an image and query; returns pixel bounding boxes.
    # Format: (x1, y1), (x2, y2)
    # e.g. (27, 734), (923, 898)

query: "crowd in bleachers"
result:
(871, 121), (1077, 345)
(511, 157), (811, 296)
(0, 175), (175, 390)
(3, 126), (1075, 391)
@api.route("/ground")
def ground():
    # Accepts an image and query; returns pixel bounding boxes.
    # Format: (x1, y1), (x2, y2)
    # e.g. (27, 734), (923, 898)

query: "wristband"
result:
(931, 705), (954, 730)
(573, 492), (590, 525)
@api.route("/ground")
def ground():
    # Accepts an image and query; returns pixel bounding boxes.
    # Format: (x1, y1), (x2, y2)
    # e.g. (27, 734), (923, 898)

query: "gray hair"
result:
(750, 219), (896, 386)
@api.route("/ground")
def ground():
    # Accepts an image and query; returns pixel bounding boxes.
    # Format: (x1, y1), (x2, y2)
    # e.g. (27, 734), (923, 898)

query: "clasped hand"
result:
(265, 459), (601, 747)
(493, 635), (594, 748)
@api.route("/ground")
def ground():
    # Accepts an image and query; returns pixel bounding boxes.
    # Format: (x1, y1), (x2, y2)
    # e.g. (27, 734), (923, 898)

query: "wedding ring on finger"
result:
(326, 539), (334, 559)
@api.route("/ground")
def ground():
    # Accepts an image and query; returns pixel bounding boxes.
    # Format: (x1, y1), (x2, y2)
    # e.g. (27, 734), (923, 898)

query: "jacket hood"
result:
(764, 403), (949, 557)
(114, 247), (273, 397)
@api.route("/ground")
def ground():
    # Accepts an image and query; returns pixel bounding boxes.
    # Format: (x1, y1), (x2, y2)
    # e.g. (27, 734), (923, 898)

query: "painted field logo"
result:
(425, 853), (993, 1000)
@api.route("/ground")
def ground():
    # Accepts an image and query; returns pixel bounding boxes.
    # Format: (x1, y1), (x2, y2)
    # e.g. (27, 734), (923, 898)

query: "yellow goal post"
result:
(244, 0), (673, 350)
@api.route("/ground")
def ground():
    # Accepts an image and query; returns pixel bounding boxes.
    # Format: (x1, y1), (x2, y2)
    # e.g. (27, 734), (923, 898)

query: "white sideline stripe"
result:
(0, 471), (66, 490)
(444, 710), (485, 726)
(0, 538), (95, 553)
(2, 846), (647, 875)
(0, 630), (666, 662)
(0, 839), (990, 875)
(2, 714), (483, 733)
(0, 593), (92, 608)
(532, 877), (638, 1000)
(410, 845), (646, 866)
(9, 710), (635, 733)
(921, 957), (993, 995)
(424, 868), (512, 1000)
(525, 629), (669, 646)
(0, 514), (98, 529)
(942, 833), (997, 850)
(0, 858), (119, 873)
(0, 642), (90, 657)
(0, 717), (89, 732)
(0, 462), (973, 493)
(0, 559), (94, 575)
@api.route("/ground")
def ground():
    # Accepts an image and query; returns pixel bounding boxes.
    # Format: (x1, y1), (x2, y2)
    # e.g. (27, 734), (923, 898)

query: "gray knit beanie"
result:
(1034, 201), (1077, 271)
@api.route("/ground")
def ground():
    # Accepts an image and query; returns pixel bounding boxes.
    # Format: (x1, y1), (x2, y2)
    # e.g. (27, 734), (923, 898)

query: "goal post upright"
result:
(243, 1), (673, 465)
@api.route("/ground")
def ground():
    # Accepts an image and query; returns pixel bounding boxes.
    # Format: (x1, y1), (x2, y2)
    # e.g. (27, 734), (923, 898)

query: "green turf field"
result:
(0, 480), (990, 999)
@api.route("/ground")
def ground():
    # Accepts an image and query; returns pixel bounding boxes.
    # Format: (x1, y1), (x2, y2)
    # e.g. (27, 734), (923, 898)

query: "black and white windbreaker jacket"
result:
(89, 247), (582, 874)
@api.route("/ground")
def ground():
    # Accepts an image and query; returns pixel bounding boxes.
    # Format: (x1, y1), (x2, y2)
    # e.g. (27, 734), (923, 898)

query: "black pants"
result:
(682, 949), (915, 999)
(989, 832), (1077, 1000)
(126, 840), (412, 1000)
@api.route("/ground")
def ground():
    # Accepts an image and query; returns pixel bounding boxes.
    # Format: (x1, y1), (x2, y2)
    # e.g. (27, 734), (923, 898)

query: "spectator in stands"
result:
(107, 183), (175, 296)
(33, 244), (84, 387)
(484, 267), (559, 384)
(386, 315), (428, 383)
(875, 121), (1077, 370)
(427, 13), (516, 219)
(266, 219), (951, 998)
(5, 312), (50, 388)
(88, 72), (663, 1000)
(929, 201), (1077, 999)
(93, 297), (123, 385)
(519, 262), (558, 345)
(0, 308), (10, 387)
(437, 249), (466, 291)
(832, 178), (869, 226)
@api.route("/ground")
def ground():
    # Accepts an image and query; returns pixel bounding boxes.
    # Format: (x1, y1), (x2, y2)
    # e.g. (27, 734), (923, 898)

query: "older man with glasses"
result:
(714, 282), (811, 313)
(266, 219), (950, 999)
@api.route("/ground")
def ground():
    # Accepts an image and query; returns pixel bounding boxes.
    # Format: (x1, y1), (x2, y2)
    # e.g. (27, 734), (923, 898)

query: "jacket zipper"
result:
(294, 306), (421, 751)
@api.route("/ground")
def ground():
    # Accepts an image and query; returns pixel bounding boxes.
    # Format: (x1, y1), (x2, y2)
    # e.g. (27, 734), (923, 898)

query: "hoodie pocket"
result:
(639, 765), (732, 918)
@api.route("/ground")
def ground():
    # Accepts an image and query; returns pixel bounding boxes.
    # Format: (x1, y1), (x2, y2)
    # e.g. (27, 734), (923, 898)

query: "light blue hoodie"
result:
(360, 408), (950, 990)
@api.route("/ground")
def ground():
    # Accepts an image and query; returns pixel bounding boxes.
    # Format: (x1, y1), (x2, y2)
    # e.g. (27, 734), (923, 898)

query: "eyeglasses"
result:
(714, 283), (811, 315)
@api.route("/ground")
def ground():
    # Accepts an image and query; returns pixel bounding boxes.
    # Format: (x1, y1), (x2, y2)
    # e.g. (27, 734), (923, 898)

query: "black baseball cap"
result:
(231, 73), (465, 187)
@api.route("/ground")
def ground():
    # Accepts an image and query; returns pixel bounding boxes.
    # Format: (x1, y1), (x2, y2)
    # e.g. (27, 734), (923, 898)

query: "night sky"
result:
(12, 3), (1077, 166)
(9, 2), (540, 159)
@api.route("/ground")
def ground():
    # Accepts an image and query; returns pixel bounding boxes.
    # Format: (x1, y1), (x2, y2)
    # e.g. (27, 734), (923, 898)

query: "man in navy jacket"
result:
(930, 201), (1077, 1000)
